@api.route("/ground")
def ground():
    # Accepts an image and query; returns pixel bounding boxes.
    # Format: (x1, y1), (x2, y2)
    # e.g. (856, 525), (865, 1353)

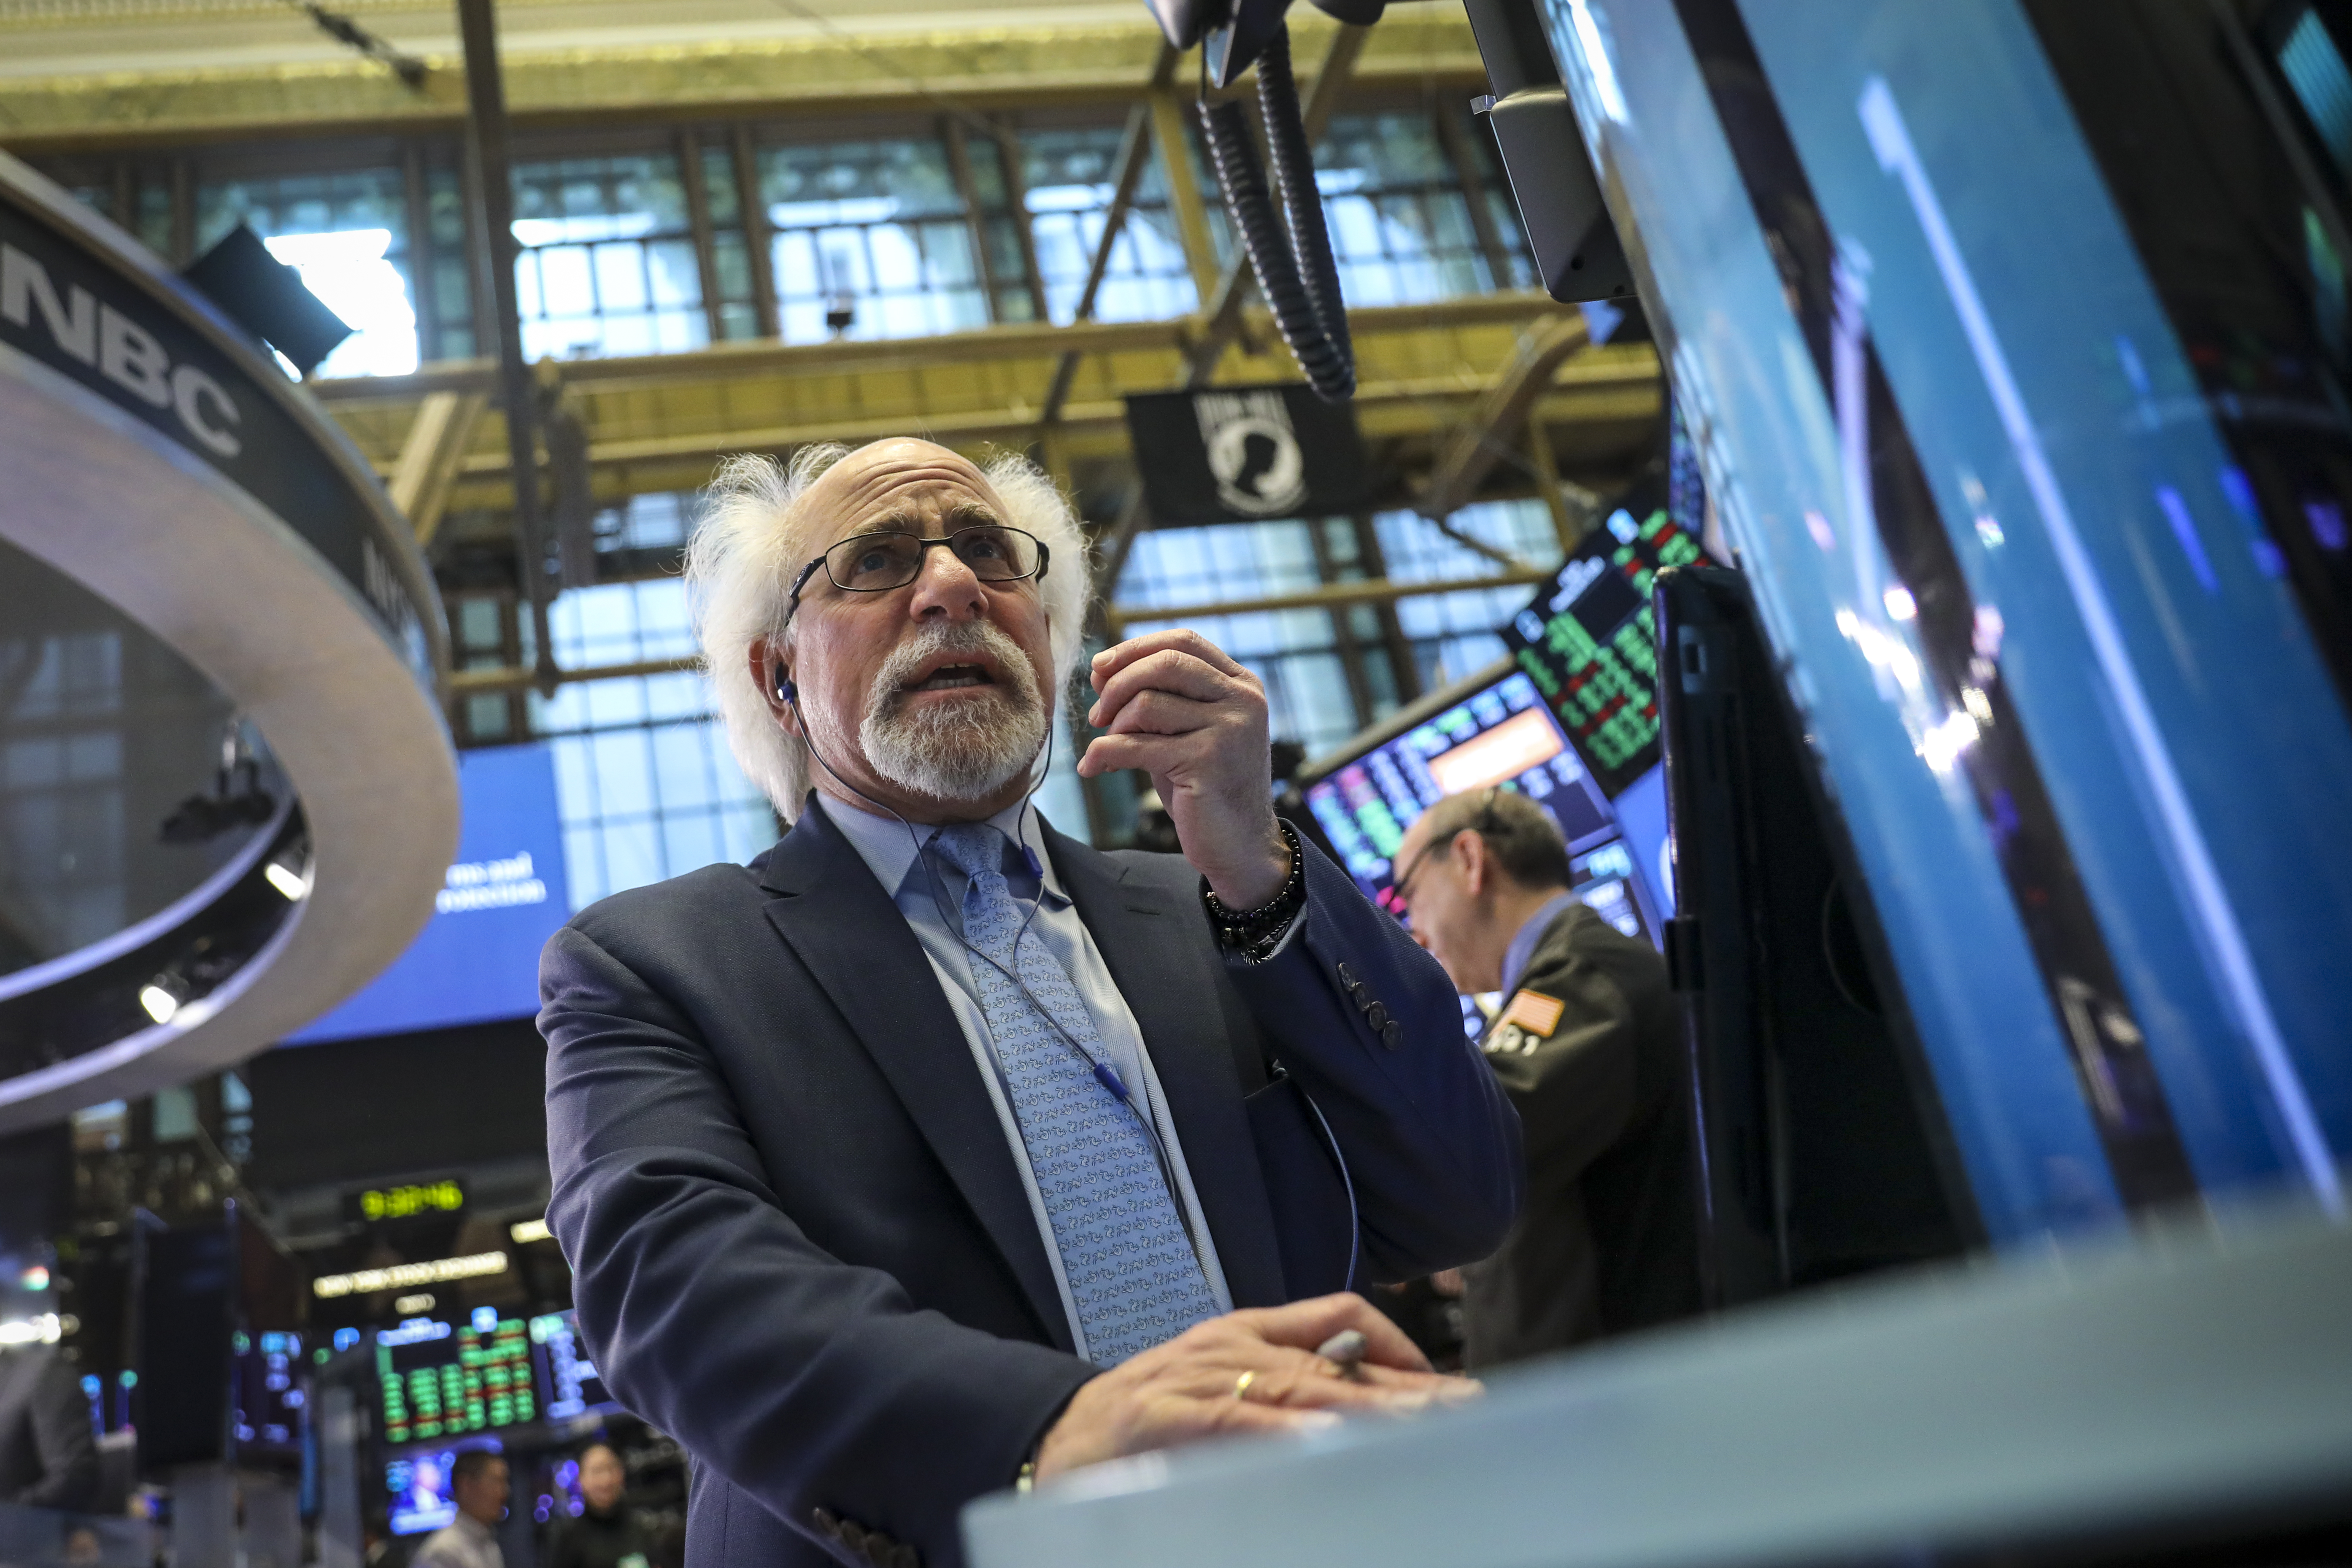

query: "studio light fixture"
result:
(138, 978), (183, 1025)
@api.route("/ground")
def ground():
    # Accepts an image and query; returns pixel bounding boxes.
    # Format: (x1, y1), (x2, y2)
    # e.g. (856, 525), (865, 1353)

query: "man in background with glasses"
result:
(1390, 788), (1699, 1369)
(539, 438), (1520, 1568)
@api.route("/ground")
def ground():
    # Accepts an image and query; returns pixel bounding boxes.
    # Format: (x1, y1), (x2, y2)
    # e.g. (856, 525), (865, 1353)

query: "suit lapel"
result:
(1044, 826), (1287, 1309)
(758, 804), (1073, 1350)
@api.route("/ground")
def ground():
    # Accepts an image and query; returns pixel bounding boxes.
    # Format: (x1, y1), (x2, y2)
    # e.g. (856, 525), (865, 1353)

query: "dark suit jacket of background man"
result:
(1461, 900), (1701, 1368)
(541, 799), (1522, 1568)
(0, 1345), (99, 1511)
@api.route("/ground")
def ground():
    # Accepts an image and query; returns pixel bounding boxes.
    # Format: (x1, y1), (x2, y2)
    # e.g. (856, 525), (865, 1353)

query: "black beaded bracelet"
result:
(1202, 819), (1307, 963)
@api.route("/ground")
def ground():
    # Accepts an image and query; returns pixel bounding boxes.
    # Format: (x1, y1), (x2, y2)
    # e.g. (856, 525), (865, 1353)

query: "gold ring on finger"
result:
(1232, 1370), (1256, 1402)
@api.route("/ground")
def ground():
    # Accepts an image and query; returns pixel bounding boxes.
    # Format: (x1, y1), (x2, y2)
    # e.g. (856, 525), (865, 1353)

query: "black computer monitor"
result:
(230, 1329), (306, 1468)
(1655, 565), (1977, 1301)
(1299, 660), (1667, 974)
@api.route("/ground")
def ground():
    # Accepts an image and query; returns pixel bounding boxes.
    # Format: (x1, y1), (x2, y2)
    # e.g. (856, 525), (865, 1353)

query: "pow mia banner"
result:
(1124, 383), (1371, 526)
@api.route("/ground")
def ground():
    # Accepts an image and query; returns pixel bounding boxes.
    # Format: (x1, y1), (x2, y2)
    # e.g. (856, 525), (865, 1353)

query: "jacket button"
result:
(839, 1521), (868, 1553)
(811, 1508), (841, 1539)
(1382, 1020), (1403, 1050)
(1366, 1001), (1389, 1031)
(1337, 961), (1358, 990)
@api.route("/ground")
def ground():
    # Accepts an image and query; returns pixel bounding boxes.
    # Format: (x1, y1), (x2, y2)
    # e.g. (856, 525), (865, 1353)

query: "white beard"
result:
(857, 620), (1048, 804)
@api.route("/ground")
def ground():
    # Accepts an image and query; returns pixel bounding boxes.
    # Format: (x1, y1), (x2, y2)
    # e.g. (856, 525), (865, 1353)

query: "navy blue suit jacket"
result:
(540, 802), (1520, 1568)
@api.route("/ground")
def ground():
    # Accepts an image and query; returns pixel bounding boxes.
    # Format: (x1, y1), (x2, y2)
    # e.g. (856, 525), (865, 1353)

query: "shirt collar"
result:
(1500, 890), (1580, 999)
(818, 791), (1070, 908)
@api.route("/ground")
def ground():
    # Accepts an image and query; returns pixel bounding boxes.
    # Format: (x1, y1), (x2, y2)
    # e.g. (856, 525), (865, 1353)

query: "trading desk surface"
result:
(964, 1204), (2352, 1568)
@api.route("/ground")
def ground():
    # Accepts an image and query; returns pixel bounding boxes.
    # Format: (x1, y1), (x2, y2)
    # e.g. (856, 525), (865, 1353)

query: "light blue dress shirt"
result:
(1499, 891), (1582, 1001)
(820, 795), (1235, 1358)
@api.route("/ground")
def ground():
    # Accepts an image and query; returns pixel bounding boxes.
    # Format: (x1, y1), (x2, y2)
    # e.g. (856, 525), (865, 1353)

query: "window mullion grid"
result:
(680, 127), (727, 345)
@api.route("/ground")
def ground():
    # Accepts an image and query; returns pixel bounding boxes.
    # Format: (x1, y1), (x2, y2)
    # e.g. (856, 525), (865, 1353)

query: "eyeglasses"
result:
(784, 524), (1049, 625)
(1389, 787), (1504, 909)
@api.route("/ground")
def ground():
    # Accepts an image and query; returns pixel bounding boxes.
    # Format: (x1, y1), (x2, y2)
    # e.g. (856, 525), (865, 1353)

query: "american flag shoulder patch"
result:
(1499, 988), (1566, 1040)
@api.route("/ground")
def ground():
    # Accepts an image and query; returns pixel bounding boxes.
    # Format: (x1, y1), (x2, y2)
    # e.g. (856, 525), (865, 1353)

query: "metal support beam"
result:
(386, 389), (490, 548)
(313, 291), (1573, 401)
(449, 653), (697, 696)
(734, 123), (780, 340)
(1523, 413), (1583, 557)
(1431, 96), (1518, 291)
(1183, 22), (1369, 389)
(1149, 87), (1223, 306)
(1040, 42), (1179, 426)
(1104, 566), (1553, 637)
(943, 115), (1004, 325)
(991, 113), (1054, 326)
(456, 0), (556, 689)
(679, 127), (728, 345)
(1419, 311), (1590, 523)
(445, 566), (1552, 693)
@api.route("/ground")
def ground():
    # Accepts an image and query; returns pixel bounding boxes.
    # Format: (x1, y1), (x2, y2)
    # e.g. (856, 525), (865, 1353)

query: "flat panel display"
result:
(374, 1310), (535, 1449)
(289, 745), (569, 1043)
(231, 1329), (305, 1464)
(386, 1448), (464, 1536)
(1301, 667), (1661, 945)
(528, 1309), (611, 1421)
(1502, 493), (1705, 798)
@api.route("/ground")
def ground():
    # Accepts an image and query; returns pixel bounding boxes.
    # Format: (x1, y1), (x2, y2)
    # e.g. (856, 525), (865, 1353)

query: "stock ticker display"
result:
(1303, 670), (1620, 919)
(1502, 499), (1703, 798)
(376, 1311), (535, 1446)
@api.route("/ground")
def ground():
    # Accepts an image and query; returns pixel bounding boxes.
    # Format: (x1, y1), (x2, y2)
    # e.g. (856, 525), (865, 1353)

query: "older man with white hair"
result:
(540, 438), (1520, 1568)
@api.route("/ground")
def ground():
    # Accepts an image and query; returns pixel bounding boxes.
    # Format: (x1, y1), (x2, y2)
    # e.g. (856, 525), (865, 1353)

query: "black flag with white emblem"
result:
(1124, 383), (1371, 526)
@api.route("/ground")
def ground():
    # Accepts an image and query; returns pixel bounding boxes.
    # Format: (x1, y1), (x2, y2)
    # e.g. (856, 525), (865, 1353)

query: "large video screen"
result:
(289, 744), (569, 1043)
(1302, 667), (1662, 946)
(374, 1310), (536, 1449)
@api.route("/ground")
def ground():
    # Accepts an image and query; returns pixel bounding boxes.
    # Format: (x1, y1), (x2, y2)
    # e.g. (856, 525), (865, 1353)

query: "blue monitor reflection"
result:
(1542, 0), (2352, 1239)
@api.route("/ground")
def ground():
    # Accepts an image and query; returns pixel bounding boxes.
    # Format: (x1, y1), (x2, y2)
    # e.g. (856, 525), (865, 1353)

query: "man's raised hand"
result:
(1079, 629), (1288, 908)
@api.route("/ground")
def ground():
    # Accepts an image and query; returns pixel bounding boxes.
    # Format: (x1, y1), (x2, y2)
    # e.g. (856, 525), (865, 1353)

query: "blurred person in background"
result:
(412, 1452), (506, 1568)
(541, 438), (1521, 1568)
(1391, 787), (1701, 1366)
(0, 1341), (97, 1512)
(544, 1444), (648, 1568)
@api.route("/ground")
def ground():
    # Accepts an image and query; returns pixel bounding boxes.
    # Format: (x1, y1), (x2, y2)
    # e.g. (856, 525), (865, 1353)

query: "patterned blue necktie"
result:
(929, 822), (1219, 1364)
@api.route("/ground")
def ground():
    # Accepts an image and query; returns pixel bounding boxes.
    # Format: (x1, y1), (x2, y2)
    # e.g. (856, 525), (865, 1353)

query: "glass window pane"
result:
(1019, 124), (1197, 324)
(1311, 108), (1533, 307)
(758, 135), (988, 341)
(510, 151), (703, 359)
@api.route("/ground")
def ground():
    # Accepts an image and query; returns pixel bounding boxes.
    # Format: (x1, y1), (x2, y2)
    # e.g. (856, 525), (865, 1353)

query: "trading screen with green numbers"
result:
(1504, 491), (1704, 798)
(375, 1311), (536, 1447)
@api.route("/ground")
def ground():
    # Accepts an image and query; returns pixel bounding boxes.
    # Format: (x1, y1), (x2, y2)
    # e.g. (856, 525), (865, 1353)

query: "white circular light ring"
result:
(0, 155), (456, 1132)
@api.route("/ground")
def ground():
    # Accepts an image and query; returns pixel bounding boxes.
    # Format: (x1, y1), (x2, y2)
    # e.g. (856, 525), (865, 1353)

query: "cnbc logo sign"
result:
(2, 241), (243, 458)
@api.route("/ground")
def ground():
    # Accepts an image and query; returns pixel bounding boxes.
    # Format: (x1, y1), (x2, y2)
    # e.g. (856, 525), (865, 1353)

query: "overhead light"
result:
(312, 1250), (508, 1299)
(264, 859), (311, 901)
(0, 1314), (61, 1346)
(139, 980), (182, 1025)
(509, 1218), (551, 1245)
(393, 1293), (436, 1314)
(19, 1266), (49, 1291)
